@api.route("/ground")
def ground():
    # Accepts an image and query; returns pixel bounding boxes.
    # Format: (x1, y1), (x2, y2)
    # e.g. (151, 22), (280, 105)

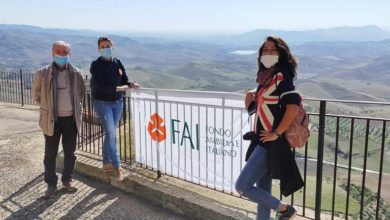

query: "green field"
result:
(301, 115), (390, 174)
(273, 176), (361, 218)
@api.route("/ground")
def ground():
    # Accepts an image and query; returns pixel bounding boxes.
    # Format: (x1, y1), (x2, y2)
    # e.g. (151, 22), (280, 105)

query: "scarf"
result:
(256, 67), (275, 88)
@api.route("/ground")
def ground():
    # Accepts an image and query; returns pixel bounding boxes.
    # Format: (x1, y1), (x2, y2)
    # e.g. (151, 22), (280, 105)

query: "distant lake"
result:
(229, 50), (257, 55)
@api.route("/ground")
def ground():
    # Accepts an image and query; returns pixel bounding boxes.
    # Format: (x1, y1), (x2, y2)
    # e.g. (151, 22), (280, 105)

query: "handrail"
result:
(1, 72), (390, 219)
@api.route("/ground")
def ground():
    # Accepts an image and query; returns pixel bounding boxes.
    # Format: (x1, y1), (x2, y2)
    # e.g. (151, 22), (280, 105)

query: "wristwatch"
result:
(273, 130), (282, 137)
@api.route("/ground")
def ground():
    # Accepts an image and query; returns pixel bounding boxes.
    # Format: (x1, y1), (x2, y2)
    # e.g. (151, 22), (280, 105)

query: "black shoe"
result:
(62, 181), (77, 192)
(43, 186), (57, 199)
(277, 205), (297, 220)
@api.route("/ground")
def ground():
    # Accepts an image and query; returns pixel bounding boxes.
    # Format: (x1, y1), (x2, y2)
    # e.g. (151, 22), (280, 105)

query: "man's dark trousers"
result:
(44, 116), (77, 187)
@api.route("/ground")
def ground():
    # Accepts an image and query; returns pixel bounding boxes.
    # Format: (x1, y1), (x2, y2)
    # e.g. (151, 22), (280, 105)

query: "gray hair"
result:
(52, 40), (71, 52)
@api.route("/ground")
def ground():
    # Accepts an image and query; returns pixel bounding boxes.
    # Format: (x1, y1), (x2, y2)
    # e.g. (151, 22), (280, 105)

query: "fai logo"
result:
(147, 113), (166, 142)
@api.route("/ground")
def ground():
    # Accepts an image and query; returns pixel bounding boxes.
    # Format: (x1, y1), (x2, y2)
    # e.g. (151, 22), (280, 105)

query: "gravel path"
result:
(0, 103), (185, 220)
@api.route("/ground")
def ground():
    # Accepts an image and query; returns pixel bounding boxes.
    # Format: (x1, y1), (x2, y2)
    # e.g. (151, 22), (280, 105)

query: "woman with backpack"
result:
(235, 36), (304, 220)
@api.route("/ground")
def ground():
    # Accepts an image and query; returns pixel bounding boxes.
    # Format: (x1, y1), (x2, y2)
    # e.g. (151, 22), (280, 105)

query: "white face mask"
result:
(260, 55), (279, 68)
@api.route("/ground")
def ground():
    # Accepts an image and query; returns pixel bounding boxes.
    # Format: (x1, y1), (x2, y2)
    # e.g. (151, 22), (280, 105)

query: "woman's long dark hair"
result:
(257, 36), (297, 78)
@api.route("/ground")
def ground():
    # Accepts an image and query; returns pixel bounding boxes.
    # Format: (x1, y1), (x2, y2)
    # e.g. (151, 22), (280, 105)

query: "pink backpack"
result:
(280, 91), (310, 148)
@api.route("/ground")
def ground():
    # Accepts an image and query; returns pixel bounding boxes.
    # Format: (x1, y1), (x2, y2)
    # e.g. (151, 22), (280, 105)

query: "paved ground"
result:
(0, 103), (185, 220)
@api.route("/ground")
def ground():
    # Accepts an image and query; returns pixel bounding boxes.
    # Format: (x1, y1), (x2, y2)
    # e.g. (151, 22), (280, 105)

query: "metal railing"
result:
(1, 71), (389, 219)
(78, 93), (132, 164)
(0, 70), (35, 106)
(301, 99), (390, 220)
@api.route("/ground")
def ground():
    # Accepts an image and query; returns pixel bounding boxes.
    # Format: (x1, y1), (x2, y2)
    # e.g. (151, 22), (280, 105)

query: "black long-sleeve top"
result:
(90, 57), (132, 101)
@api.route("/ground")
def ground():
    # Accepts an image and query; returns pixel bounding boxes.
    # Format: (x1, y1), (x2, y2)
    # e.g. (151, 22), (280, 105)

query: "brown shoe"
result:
(62, 181), (77, 192)
(43, 186), (57, 199)
(114, 167), (124, 181)
(102, 163), (115, 172)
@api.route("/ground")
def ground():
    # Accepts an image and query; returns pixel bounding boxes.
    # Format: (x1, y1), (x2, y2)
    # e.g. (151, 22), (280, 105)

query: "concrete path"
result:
(0, 103), (185, 220)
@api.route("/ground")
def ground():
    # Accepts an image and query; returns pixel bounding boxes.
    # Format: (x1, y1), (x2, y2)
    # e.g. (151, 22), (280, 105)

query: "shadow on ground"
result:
(0, 171), (183, 220)
(0, 173), (121, 219)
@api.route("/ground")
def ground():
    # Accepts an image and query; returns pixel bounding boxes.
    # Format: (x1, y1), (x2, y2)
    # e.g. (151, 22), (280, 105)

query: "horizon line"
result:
(1, 23), (390, 34)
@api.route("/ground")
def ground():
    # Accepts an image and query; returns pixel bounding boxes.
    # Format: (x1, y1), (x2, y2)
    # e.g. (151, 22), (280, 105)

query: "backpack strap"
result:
(280, 90), (300, 100)
(275, 73), (300, 105)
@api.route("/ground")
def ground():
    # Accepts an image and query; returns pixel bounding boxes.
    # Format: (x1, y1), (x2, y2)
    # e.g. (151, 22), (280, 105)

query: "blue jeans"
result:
(235, 145), (281, 220)
(94, 99), (123, 168)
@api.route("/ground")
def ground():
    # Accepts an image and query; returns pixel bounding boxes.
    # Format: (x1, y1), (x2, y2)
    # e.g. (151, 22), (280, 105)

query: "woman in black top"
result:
(90, 36), (140, 179)
(235, 36), (303, 220)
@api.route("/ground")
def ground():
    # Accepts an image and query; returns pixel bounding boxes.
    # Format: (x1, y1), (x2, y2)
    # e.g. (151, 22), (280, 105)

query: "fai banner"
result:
(130, 88), (251, 193)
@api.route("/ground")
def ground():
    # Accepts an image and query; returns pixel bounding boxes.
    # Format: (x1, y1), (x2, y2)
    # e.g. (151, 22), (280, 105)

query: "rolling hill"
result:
(0, 24), (389, 101)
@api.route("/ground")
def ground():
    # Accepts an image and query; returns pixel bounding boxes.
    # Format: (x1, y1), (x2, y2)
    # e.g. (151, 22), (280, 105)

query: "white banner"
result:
(129, 88), (251, 193)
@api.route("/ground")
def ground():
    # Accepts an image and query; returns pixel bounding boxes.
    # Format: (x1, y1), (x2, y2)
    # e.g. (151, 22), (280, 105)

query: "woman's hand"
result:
(130, 82), (141, 89)
(259, 104), (299, 143)
(116, 85), (129, 92)
(259, 130), (279, 142)
(245, 90), (255, 110)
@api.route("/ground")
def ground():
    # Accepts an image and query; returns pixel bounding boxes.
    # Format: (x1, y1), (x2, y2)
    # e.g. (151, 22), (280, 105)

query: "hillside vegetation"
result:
(0, 24), (389, 99)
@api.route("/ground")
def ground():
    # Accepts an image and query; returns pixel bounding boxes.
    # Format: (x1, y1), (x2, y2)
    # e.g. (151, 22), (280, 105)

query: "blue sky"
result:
(1, 0), (389, 32)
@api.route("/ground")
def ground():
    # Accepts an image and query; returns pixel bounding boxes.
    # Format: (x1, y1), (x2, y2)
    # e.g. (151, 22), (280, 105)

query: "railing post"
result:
(19, 69), (24, 106)
(87, 93), (92, 151)
(122, 96), (127, 123)
(315, 100), (326, 219)
(154, 89), (162, 178)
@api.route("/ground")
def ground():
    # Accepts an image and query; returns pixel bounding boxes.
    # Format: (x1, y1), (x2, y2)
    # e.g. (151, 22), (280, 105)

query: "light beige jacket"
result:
(31, 63), (86, 136)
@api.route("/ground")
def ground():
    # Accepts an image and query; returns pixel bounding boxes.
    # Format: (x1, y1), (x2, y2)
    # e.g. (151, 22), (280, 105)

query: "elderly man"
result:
(32, 41), (86, 199)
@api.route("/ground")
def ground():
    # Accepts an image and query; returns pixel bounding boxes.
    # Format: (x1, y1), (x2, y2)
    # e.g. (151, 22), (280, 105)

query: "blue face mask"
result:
(99, 48), (113, 59)
(53, 55), (69, 66)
